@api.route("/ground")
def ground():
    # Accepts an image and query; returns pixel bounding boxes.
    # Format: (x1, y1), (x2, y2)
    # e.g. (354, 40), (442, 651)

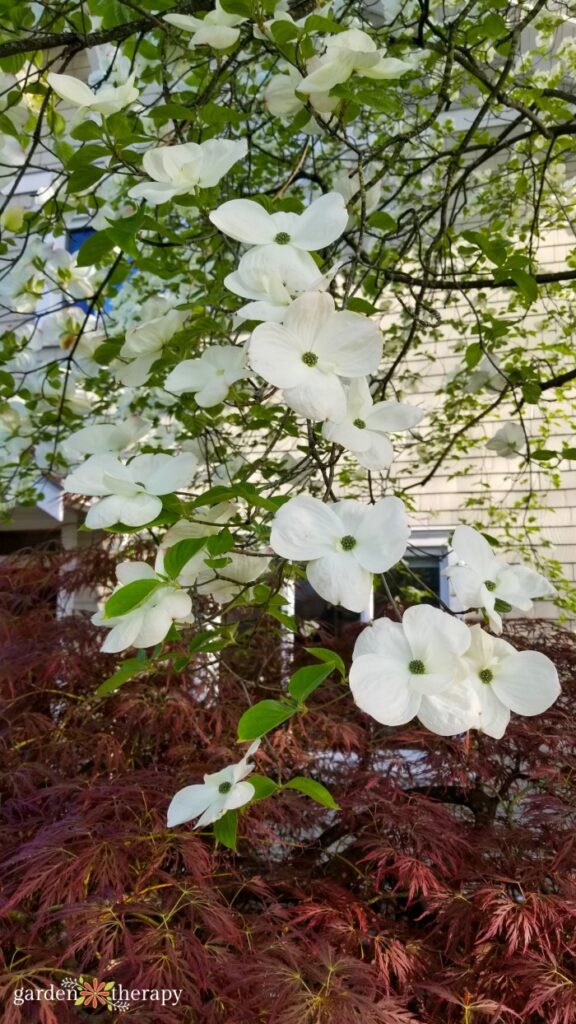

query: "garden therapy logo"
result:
(72, 976), (127, 1012)
(12, 975), (183, 1010)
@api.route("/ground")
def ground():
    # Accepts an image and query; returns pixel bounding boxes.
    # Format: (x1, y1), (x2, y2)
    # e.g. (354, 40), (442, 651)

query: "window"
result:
(66, 226), (95, 314)
(292, 530), (453, 632)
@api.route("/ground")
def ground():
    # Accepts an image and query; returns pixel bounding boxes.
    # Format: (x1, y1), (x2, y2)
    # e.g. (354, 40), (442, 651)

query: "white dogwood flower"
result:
(265, 64), (339, 120)
(197, 553), (271, 603)
(225, 246), (338, 323)
(463, 353), (506, 393)
(270, 493), (409, 611)
(249, 292), (382, 420)
(128, 138), (247, 205)
(167, 740), (260, 828)
(209, 192), (348, 256)
(92, 561), (194, 653)
(62, 416), (150, 459)
(444, 525), (556, 633)
(47, 72), (139, 115)
(63, 452), (198, 529)
(322, 378), (424, 469)
(298, 28), (414, 94)
(349, 606), (473, 734)
(117, 308), (188, 386)
(164, 345), (247, 407)
(486, 421), (525, 458)
(163, 2), (247, 49)
(461, 625), (561, 738)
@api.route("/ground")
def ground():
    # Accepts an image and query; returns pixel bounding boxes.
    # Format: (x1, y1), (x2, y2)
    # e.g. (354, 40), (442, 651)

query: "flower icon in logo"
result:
(75, 977), (115, 1010)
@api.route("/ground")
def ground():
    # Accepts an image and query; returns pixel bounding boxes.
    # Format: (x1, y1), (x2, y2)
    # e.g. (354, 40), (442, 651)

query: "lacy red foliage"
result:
(1, 546), (575, 1023)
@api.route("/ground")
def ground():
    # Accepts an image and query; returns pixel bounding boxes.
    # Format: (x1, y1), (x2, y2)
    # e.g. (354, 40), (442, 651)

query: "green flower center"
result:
(353, 418), (366, 429)
(479, 668), (494, 684)
(409, 659), (426, 675)
(275, 231), (291, 244)
(340, 535), (357, 551)
(218, 781), (233, 794)
(484, 580), (496, 592)
(302, 351), (318, 367)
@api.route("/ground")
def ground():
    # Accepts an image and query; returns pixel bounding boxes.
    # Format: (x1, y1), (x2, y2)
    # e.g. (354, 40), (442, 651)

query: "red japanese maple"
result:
(0, 542), (574, 1023)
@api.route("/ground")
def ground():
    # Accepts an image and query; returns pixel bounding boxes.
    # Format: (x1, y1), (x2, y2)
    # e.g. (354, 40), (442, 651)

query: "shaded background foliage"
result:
(0, 545), (575, 1023)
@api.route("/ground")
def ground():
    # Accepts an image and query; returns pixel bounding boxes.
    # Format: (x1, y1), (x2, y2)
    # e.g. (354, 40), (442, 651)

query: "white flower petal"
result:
(307, 551), (372, 611)
(354, 496), (410, 572)
(349, 652), (420, 726)
(290, 192), (348, 250)
(47, 73), (96, 108)
(418, 684), (479, 736)
(100, 611), (145, 654)
(209, 199), (277, 244)
(142, 453), (197, 495)
(270, 494), (342, 559)
(452, 525), (499, 580)
(492, 651), (560, 716)
(167, 784), (214, 827)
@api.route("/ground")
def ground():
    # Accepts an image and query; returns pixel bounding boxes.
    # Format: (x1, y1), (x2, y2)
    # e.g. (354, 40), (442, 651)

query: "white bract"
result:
(163, 2), (247, 49)
(224, 246), (339, 323)
(117, 308), (188, 386)
(165, 345), (247, 407)
(167, 740), (260, 828)
(264, 65), (339, 121)
(92, 561), (194, 653)
(63, 452), (198, 528)
(196, 553), (271, 603)
(270, 493), (409, 611)
(47, 72), (139, 115)
(299, 28), (414, 94)
(461, 625), (561, 738)
(128, 139), (247, 205)
(486, 421), (525, 458)
(248, 292), (382, 420)
(349, 606), (474, 735)
(209, 192), (348, 258)
(463, 353), (506, 393)
(322, 378), (424, 469)
(62, 417), (150, 459)
(445, 525), (556, 632)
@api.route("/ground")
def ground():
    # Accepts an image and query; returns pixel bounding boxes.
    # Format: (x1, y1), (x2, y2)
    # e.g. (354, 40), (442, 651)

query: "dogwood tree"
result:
(0, 0), (574, 844)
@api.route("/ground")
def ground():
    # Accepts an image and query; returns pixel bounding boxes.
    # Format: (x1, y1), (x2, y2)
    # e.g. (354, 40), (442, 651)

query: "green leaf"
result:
(249, 775), (278, 801)
(104, 579), (162, 618)
(306, 646), (346, 678)
(531, 448), (556, 461)
(285, 776), (339, 809)
(70, 120), (104, 142)
(562, 447), (576, 460)
(213, 809), (238, 850)
(67, 144), (109, 170)
(465, 342), (483, 369)
(270, 19), (300, 44)
(219, 0), (252, 14)
(67, 164), (106, 194)
(237, 699), (296, 740)
(346, 297), (377, 315)
(509, 268), (538, 303)
(75, 229), (115, 267)
(522, 381), (541, 403)
(199, 102), (243, 127)
(368, 211), (397, 232)
(288, 663), (334, 703)
(163, 537), (208, 579)
(95, 657), (147, 696)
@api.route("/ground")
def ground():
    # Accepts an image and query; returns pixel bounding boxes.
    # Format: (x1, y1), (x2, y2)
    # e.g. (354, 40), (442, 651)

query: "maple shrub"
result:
(1, 544), (575, 1024)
